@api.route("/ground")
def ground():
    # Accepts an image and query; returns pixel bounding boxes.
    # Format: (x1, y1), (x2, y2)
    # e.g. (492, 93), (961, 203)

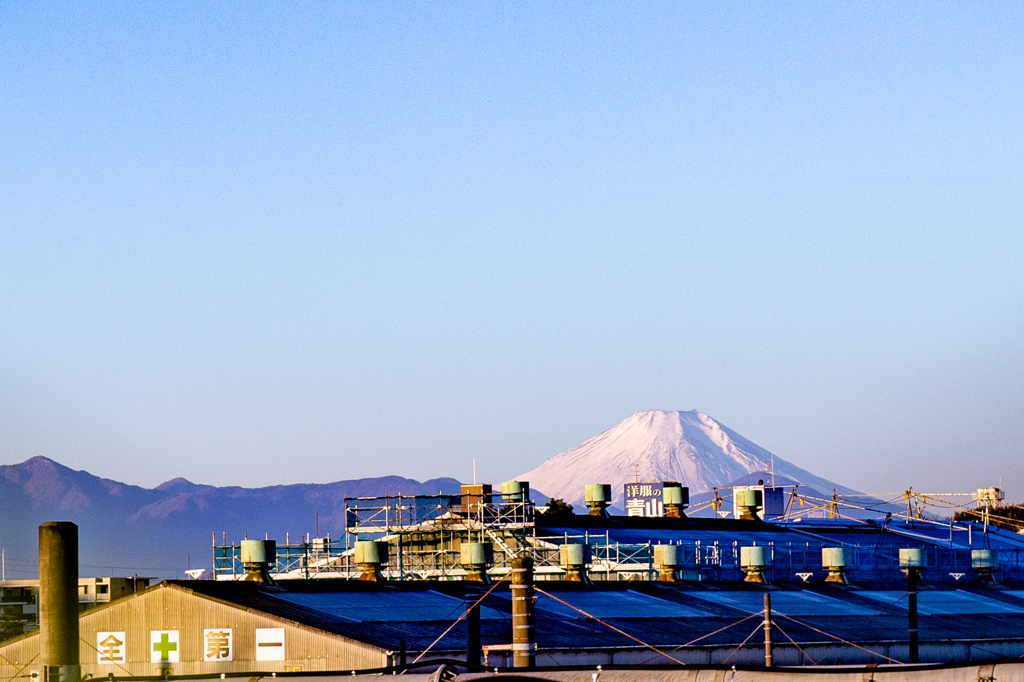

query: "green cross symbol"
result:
(153, 633), (177, 661)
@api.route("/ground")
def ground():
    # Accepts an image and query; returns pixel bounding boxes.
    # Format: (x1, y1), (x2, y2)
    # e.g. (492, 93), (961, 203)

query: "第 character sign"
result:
(203, 629), (233, 661)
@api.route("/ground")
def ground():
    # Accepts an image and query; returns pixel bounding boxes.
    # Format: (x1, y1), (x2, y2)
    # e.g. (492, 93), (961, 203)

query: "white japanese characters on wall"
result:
(624, 483), (664, 517)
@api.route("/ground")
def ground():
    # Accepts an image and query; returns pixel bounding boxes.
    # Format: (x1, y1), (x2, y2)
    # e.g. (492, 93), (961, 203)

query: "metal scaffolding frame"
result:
(210, 490), (1024, 583)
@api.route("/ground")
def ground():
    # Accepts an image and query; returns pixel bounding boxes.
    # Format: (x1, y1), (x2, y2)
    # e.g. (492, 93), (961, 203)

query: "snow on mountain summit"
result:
(518, 410), (853, 507)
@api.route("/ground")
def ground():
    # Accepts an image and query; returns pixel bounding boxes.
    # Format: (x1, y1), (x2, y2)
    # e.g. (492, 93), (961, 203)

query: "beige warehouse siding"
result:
(0, 583), (388, 679)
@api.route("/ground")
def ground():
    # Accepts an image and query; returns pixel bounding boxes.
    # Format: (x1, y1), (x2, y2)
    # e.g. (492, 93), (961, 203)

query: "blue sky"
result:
(1, 2), (1022, 497)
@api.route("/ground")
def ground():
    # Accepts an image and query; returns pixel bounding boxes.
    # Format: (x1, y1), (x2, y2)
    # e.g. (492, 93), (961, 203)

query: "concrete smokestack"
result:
(510, 556), (535, 669)
(39, 522), (80, 682)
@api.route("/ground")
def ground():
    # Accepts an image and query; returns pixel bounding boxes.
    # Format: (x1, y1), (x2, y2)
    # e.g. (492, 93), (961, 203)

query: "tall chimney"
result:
(510, 556), (535, 669)
(39, 522), (80, 682)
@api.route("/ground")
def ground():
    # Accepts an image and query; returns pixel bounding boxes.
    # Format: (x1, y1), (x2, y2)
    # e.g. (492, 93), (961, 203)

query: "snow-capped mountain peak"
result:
(518, 409), (851, 507)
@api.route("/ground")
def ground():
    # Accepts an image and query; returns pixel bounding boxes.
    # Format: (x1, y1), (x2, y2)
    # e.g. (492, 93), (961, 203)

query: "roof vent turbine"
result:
(559, 544), (591, 583)
(584, 484), (612, 517)
(240, 539), (276, 585)
(734, 489), (761, 521)
(740, 545), (769, 584)
(653, 544), (680, 583)
(822, 547), (850, 585)
(460, 542), (494, 583)
(662, 484), (689, 519)
(353, 540), (389, 582)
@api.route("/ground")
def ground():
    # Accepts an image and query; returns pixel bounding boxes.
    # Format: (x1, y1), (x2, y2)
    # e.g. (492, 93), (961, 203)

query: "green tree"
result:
(953, 504), (1024, 532)
(538, 498), (575, 522)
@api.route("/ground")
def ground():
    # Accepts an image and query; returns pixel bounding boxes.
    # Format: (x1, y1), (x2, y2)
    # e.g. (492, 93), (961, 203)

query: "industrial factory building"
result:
(211, 482), (1024, 585)
(6, 482), (1024, 679)
(5, 572), (1024, 678)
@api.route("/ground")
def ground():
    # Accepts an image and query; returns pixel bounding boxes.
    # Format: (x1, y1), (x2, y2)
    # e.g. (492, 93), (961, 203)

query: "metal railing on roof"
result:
(212, 534), (1024, 583)
(343, 492), (535, 536)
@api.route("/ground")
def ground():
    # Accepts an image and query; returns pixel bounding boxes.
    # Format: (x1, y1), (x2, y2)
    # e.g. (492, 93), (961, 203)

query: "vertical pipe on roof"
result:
(39, 522), (80, 682)
(511, 556), (535, 669)
(465, 588), (481, 668)
(908, 567), (919, 663)
(763, 592), (773, 668)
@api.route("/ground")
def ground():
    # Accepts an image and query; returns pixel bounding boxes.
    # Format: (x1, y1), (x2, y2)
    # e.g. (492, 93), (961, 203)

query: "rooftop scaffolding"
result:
(211, 482), (1024, 583)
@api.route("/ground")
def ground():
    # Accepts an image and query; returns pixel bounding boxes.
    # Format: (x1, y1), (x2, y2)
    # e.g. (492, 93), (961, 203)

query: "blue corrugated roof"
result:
(688, 590), (881, 617)
(275, 589), (506, 622)
(533, 589), (712, 619)
(174, 579), (1024, 654)
(857, 589), (1024, 615)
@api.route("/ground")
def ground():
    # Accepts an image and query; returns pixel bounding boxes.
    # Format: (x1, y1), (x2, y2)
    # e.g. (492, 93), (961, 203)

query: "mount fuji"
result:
(518, 410), (857, 509)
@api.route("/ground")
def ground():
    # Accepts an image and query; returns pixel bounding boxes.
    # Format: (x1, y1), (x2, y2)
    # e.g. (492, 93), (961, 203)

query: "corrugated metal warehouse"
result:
(5, 576), (1024, 679)
(8, 484), (1024, 679)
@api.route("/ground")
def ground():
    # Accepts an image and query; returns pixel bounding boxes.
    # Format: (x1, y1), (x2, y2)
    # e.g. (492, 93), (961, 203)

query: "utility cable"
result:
(771, 619), (817, 665)
(406, 577), (505, 669)
(772, 612), (902, 664)
(720, 622), (764, 665)
(638, 612), (763, 665)
(1, 653), (37, 682)
(671, 612), (763, 649)
(533, 586), (686, 666)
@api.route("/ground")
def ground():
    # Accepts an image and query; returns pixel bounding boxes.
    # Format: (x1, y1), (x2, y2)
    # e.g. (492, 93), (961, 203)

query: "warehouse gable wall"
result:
(0, 583), (388, 678)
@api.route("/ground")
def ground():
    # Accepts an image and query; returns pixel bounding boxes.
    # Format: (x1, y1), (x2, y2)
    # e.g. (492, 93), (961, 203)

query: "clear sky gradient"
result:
(1, 2), (1022, 498)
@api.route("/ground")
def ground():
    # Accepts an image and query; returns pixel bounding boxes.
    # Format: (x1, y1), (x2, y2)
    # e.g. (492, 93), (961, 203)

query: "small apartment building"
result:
(74, 577), (151, 606)
(0, 577), (151, 639)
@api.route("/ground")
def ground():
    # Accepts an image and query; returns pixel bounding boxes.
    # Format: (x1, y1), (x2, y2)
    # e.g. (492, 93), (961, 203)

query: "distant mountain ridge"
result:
(518, 410), (857, 509)
(0, 456), (460, 580)
(2, 411), (866, 577)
